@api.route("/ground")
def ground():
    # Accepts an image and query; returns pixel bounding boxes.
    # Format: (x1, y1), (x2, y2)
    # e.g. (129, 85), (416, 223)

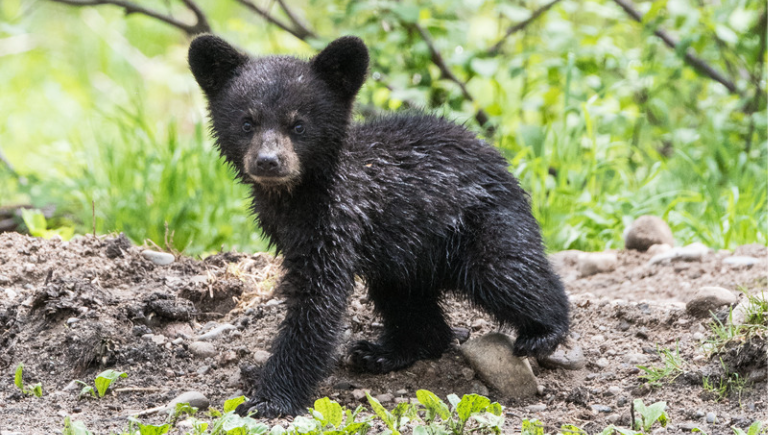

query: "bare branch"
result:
(48, 0), (211, 35)
(409, 23), (491, 129)
(275, 0), (316, 40)
(611, 0), (739, 95)
(234, 0), (310, 41)
(488, 0), (565, 56)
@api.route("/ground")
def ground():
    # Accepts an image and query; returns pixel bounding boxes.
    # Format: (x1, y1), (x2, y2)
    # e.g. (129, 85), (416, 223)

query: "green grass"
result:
(637, 346), (687, 388)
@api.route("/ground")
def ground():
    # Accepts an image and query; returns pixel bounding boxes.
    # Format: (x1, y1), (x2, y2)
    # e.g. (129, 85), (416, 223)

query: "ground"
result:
(0, 232), (765, 434)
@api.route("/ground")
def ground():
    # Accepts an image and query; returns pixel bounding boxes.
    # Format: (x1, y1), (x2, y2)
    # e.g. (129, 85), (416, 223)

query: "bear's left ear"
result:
(310, 36), (369, 103)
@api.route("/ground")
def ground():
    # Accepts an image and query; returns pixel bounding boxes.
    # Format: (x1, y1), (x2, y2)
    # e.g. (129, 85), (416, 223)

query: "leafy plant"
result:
(732, 421), (766, 435)
(632, 399), (668, 432)
(21, 208), (75, 241)
(14, 363), (43, 397)
(63, 417), (93, 435)
(638, 346), (686, 387)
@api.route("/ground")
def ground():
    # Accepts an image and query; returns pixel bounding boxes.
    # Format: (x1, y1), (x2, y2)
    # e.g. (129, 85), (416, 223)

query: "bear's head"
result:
(189, 35), (369, 191)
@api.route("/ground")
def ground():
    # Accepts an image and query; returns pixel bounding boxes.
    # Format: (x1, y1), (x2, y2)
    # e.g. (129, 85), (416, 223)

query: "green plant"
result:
(63, 417), (93, 435)
(408, 390), (504, 435)
(740, 290), (768, 326)
(20, 208), (75, 240)
(76, 369), (128, 399)
(732, 421), (766, 435)
(637, 346), (686, 387)
(13, 363), (42, 397)
(632, 399), (669, 433)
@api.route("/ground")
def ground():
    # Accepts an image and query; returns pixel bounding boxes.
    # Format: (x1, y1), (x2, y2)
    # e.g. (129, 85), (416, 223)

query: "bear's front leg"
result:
(235, 261), (353, 418)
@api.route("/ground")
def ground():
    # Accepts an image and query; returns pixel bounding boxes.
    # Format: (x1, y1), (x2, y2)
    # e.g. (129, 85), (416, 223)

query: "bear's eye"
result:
(293, 124), (305, 135)
(242, 121), (253, 133)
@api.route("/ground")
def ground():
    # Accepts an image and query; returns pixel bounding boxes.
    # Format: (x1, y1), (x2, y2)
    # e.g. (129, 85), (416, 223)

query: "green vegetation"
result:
(637, 345), (686, 387)
(76, 369), (128, 399)
(13, 363), (43, 397)
(1, 0), (765, 254)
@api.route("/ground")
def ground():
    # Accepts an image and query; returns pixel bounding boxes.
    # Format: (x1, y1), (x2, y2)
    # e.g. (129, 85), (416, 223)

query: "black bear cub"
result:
(188, 35), (569, 418)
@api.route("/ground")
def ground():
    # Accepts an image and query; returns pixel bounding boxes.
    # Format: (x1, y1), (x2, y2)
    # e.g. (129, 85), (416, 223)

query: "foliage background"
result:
(0, 0), (765, 254)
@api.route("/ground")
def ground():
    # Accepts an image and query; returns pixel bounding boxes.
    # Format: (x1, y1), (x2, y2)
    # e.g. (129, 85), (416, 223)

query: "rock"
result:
(453, 327), (471, 344)
(351, 389), (367, 400)
(0, 275), (10, 285)
(196, 365), (210, 375)
(376, 393), (394, 403)
(253, 350), (272, 365)
(525, 403), (547, 412)
(4, 288), (17, 300)
(647, 244), (672, 256)
(197, 323), (237, 341)
(470, 381), (489, 396)
(333, 381), (355, 390)
(166, 391), (210, 410)
(538, 343), (586, 370)
(723, 256), (759, 267)
(649, 243), (710, 265)
(461, 367), (475, 380)
(595, 357), (610, 369)
(104, 233), (132, 258)
(188, 341), (217, 358)
(591, 404), (612, 413)
(686, 287), (737, 318)
(577, 252), (618, 277)
(706, 412), (717, 424)
(729, 298), (752, 326)
(622, 353), (647, 365)
(566, 386), (590, 406)
(460, 333), (538, 398)
(606, 386), (621, 396)
(625, 216), (674, 251)
(141, 250), (175, 266)
(143, 334), (167, 345)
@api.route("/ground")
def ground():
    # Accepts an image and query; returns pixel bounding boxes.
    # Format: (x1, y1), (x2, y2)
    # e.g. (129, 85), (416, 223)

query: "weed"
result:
(76, 369), (128, 399)
(13, 363), (43, 398)
(638, 345), (686, 387)
(703, 359), (748, 403)
(20, 208), (74, 241)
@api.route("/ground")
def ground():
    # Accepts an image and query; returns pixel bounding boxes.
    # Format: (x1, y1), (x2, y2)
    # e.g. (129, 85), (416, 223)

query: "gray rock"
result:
(591, 404), (612, 413)
(3, 288), (17, 300)
(376, 393), (394, 403)
(167, 391), (210, 410)
(606, 386), (621, 396)
(729, 298), (751, 326)
(196, 365), (210, 375)
(595, 358), (610, 369)
(351, 389), (367, 400)
(196, 323), (236, 341)
(686, 287), (737, 318)
(577, 252), (618, 277)
(188, 341), (217, 358)
(538, 343), (586, 370)
(706, 412), (717, 424)
(622, 353), (647, 365)
(460, 333), (538, 398)
(470, 381), (490, 396)
(67, 317), (80, 325)
(461, 367), (475, 380)
(647, 243), (672, 256)
(649, 243), (710, 265)
(253, 350), (272, 365)
(0, 274), (10, 285)
(723, 256), (759, 267)
(525, 404), (547, 412)
(625, 216), (674, 251)
(141, 250), (175, 266)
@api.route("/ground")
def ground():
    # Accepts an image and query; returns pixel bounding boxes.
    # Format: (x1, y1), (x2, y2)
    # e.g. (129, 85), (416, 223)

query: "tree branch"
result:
(275, 0), (316, 40)
(611, 0), (739, 95)
(488, 0), (565, 56)
(409, 23), (491, 129)
(234, 0), (310, 41)
(48, 0), (211, 35)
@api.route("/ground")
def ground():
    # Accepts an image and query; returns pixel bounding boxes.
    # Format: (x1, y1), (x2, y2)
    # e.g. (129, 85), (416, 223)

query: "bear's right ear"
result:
(189, 35), (249, 97)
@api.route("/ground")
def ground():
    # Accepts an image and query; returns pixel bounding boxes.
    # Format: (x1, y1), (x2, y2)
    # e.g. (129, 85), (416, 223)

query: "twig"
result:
(47, 0), (211, 36)
(234, 0), (311, 41)
(611, 0), (739, 95)
(92, 200), (96, 237)
(409, 23), (491, 128)
(275, 0), (316, 39)
(488, 0), (565, 56)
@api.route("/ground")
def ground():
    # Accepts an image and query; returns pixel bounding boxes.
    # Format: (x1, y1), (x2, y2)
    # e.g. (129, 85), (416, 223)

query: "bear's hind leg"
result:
(349, 282), (453, 374)
(461, 215), (570, 359)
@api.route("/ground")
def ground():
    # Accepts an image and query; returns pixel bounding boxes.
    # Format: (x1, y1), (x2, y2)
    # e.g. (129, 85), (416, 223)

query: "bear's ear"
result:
(310, 36), (369, 102)
(189, 34), (249, 97)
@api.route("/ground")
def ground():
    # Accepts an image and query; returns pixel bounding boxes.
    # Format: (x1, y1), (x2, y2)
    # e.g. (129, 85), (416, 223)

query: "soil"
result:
(0, 232), (765, 434)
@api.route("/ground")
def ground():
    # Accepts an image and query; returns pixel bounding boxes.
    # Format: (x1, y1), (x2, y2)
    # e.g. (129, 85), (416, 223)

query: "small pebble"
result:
(376, 393), (394, 403)
(591, 405), (612, 413)
(525, 404), (547, 412)
(166, 391), (210, 410)
(596, 357), (610, 369)
(196, 324), (236, 341)
(66, 317), (80, 325)
(606, 386), (621, 396)
(706, 412), (717, 424)
(141, 250), (175, 266)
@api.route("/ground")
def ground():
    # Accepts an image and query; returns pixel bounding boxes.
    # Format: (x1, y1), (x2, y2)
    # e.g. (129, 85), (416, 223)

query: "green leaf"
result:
(456, 394), (490, 423)
(224, 396), (248, 413)
(63, 417), (93, 435)
(314, 397), (343, 428)
(746, 420), (763, 435)
(446, 394), (461, 409)
(14, 363), (23, 391)
(561, 424), (588, 434)
(416, 390), (450, 420)
(30, 382), (43, 397)
(79, 385), (96, 399)
(521, 419), (544, 435)
(94, 370), (127, 397)
(365, 392), (396, 432)
(136, 422), (170, 435)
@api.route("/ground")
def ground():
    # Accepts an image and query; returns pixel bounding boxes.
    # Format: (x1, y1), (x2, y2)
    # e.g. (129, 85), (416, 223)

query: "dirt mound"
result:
(0, 233), (765, 433)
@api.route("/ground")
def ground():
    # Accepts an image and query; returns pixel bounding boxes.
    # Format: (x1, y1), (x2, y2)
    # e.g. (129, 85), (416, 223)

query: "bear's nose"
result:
(256, 154), (280, 174)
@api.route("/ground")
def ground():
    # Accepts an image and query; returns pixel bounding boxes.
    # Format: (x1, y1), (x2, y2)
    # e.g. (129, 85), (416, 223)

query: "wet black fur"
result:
(188, 35), (570, 418)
